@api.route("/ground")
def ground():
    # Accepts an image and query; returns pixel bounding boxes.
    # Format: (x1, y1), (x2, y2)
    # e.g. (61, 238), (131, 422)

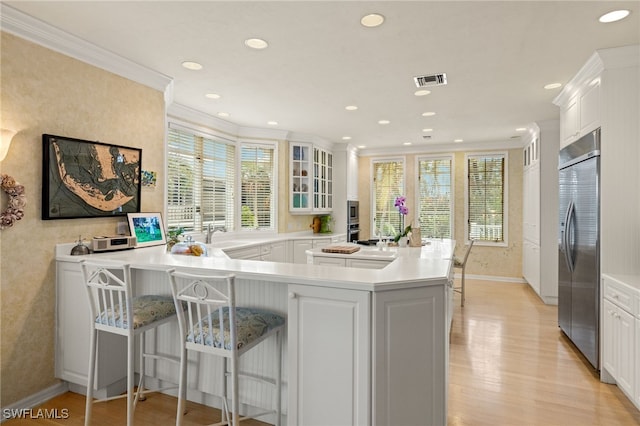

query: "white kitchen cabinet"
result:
(636, 316), (640, 409)
(260, 240), (288, 262)
(521, 121), (559, 305)
(290, 143), (312, 213)
(56, 261), (126, 396)
(313, 146), (333, 212)
(603, 299), (635, 398)
(224, 245), (261, 260)
(312, 256), (346, 267)
(292, 239), (313, 264)
(602, 274), (639, 409)
(289, 142), (333, 214)
(346, 258), (391, 269)
(373, 285), (448, 426)
(558, 80), (600, 148)
(287, 284), (370, 425)
(347, 146), (359, 201)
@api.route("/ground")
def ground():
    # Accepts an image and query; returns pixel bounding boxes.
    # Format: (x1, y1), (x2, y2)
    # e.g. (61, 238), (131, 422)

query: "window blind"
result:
(418, 157), (452, 238)
(167, 127), (235, 232)
(467, 154), (505, 242)
(372, 159), (404, 238)
(241, 143), (275, 230)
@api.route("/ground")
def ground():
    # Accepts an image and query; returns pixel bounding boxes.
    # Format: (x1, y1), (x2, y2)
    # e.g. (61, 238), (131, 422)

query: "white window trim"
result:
(237, 139), (279, 233)
(166, 118), (280, 234)
(464, 151), (509, 247)
(370, 156), (406, 238)
(415, 154), (455, 240)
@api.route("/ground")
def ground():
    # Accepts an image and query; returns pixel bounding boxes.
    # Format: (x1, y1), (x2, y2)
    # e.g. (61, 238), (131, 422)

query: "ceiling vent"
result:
(422, 135), (432, 140)
(414, 73), (447, 88)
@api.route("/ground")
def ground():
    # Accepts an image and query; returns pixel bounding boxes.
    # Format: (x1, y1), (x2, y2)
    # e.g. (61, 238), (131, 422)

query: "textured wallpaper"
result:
(0, 32), (165, 406)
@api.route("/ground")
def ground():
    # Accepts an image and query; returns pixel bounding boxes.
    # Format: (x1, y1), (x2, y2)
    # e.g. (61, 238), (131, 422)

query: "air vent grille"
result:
(414, 73), (447, 88)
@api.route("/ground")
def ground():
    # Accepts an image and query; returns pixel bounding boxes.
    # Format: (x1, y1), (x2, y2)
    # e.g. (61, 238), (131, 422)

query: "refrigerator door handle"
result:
(565, 201), (576, 273)
(562, 201), (575, 273)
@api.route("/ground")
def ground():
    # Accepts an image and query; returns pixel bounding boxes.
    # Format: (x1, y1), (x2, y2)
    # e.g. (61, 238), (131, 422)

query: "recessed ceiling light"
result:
(357, 145), (366, 149)
(244, 38), (268, 49)
(454, 139), (464, 143)
(544, 83), (562, 90)
(361, 13), (385, 27)
(182, 61), (203, 70)
(345, 105), (358, 111)
(515, 127), (527, 132)
(422, 112), (436, 117)
(599, 10), (630, 23)
(403, 142), (412, 146)
(422, 128), (433, 132)
(267, 121), (278, 126)
(414, 89), (431, 97)
(342, 136), (352, 140)
(378, 120), (390, 125)
(217, 112), (230, 117)
(205, 93), (221, 99)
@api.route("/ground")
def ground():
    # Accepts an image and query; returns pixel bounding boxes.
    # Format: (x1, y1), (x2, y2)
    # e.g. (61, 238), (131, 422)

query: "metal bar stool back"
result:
(168, 269), (285, 426)
(81, 259), (179, 426)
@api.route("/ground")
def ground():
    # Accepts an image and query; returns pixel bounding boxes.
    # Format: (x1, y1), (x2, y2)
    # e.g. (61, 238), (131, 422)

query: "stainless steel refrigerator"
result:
(558, 128), (600, 370)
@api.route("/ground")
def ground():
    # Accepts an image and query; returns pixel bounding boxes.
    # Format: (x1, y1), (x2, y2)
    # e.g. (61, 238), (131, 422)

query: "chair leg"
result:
(137, 332), (147, 403)
(230, 353), (239, 426)
(176, 345), (187, 426)
(84, 328), (97, 426)
(461, 268), (466, 307)
(127, 334), (135, 426)
(221, 357), (230, 425)
(275, 330), (282, 426)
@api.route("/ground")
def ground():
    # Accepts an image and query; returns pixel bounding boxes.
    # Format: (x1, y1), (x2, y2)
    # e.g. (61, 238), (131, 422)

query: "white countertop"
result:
(56, 236), (454, 292)
(306, 240), (454, 261)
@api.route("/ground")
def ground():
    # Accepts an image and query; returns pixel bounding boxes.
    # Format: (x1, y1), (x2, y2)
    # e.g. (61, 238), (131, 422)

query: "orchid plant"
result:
(393, 196), (412, 242)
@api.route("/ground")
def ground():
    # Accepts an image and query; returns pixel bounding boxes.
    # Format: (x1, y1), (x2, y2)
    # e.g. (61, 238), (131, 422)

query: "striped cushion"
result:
(188, 307), (285, 350)
(96, 295), (177, 329)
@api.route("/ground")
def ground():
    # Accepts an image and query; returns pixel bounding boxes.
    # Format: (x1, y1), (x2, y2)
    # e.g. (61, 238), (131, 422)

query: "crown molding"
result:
(1, 4), (173, 93)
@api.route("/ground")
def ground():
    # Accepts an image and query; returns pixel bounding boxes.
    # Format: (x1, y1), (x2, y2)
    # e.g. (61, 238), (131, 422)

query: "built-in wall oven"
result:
(347, 200), (359, 242)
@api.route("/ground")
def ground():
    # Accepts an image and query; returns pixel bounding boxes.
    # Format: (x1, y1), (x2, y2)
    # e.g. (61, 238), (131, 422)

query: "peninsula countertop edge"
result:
(55, 238), (454, 292)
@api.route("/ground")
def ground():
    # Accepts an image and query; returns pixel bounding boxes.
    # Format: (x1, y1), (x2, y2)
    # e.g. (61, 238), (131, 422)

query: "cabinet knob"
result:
(289, 292), (297, 299)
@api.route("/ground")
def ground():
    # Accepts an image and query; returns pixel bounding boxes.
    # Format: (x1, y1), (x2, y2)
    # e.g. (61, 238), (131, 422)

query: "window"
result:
(240, 143), (276, 230)
(167, 126), (235, 232)
(417, 156), (453, 238)
(371, 159), (404, 238)
(466, 153), (507, 244)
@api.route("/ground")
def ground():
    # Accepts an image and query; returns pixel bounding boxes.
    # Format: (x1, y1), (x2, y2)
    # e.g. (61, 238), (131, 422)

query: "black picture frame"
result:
(42, 134), (142, 220)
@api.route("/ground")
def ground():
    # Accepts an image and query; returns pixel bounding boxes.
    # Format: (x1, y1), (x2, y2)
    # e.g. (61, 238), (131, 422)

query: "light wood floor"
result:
(6, 279), (640, 425)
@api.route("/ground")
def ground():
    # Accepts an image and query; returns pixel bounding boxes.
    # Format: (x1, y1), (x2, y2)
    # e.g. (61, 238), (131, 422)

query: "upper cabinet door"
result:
(290, 143), (312, 213)
(290, 142), (333, 214)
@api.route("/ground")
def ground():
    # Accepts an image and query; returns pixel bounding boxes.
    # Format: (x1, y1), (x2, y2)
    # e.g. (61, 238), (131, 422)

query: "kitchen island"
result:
(55, 237), (454, 426)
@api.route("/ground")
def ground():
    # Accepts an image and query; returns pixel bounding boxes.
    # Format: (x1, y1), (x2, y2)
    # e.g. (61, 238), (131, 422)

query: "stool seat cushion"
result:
(96, 295), (177, 329)
(188, 307), (285, 350)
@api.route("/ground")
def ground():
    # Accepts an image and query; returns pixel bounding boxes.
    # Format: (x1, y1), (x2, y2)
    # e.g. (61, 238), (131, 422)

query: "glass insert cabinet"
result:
(290, 142), (333, 214)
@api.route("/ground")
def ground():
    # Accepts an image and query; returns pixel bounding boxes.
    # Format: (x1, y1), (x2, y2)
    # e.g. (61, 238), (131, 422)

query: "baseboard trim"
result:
(455, 273), (526, 283)
(1, 382), (69, 423)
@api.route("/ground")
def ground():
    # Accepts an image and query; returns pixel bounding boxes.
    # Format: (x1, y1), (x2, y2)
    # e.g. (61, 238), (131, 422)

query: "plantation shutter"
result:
(467, 154), (505, 242)
(167, 126), (235, 232)
(167, 128), (197, 230)
(241, 144), (275, 230)
(418, 157), (452, 238)
(372, 159), (404, 238)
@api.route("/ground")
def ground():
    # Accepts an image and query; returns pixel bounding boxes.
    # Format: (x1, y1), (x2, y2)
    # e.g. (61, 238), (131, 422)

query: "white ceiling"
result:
(4, 1), (640, 152)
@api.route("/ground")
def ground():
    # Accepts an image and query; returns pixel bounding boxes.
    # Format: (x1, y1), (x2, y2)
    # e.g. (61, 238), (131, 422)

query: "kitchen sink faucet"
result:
(205, 224), (227, 244)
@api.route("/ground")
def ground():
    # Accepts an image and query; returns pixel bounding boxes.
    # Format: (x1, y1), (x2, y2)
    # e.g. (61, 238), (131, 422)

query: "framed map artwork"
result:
(42, 134), (142, 220)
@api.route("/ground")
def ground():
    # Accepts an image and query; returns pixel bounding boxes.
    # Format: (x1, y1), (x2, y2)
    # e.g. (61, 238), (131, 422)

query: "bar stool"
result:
(81, 259), (180, 426)
(453, 239), (475, 307)
(167, 269), (285, 426)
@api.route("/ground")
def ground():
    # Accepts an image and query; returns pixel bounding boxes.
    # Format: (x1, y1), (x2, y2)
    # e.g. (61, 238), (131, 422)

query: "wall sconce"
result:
(0, 129), (17, 162)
